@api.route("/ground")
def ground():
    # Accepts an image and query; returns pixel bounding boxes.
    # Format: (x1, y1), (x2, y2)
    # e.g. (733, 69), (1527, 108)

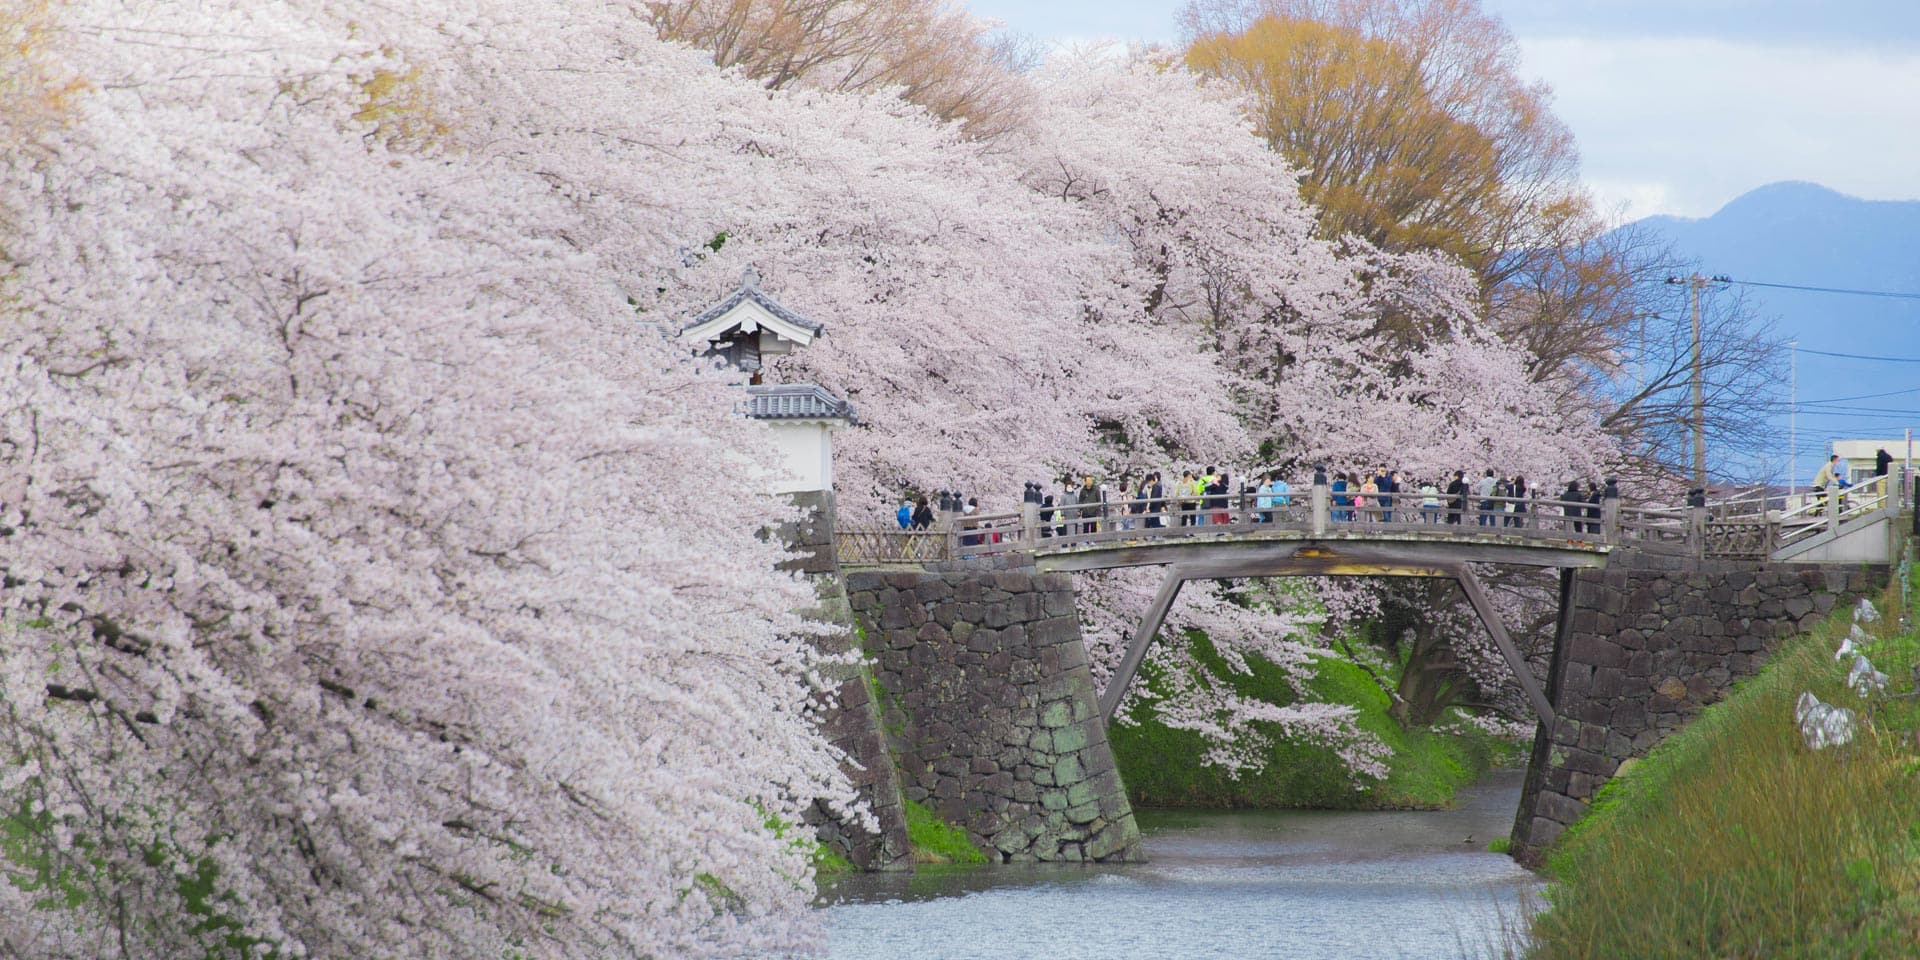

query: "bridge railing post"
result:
(1827, 483), (1841, 535)
(1020, 502), (1040, 551)
(1689, 505), (1707, 559)
(1601, 478), (1620, 546)
(1311, 479), (1329, 537)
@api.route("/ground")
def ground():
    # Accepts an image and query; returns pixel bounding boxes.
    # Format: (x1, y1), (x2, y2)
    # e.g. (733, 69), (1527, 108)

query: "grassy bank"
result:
(1528, 555), (1920, 958)
(1110, 631), (1522, 810)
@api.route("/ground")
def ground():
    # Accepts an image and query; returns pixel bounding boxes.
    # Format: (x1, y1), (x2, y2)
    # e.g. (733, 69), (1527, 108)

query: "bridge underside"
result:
(1093, 543), (1562, 730)
(1035, 532), (1610, 575)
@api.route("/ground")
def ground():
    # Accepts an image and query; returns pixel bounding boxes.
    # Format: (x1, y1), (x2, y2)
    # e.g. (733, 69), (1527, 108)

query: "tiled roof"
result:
(744, 383), (856, 423)
(681, 274), (823, 338)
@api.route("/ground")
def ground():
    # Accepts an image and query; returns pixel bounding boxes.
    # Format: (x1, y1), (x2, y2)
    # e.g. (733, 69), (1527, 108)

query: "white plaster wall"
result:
(765, 420), (835, 494)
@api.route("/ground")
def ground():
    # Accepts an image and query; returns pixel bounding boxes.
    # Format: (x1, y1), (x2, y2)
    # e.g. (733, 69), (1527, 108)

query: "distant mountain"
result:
(1619, 181), (1920, 484)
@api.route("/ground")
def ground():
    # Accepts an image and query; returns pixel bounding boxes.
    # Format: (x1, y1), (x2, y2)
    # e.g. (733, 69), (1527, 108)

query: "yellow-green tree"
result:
(1182, 0), (1580, 286)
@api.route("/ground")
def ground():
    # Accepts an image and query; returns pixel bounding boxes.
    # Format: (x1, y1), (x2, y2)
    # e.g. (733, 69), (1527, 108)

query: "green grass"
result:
(1109, 630), (1521, 809)
(902, 799), (987, 865)
(1527, 555), (1920, 959)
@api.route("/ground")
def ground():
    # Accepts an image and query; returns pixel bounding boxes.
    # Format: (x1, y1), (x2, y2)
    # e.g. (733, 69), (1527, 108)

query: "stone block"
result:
(1042, 589), (1078, 617)
(1052, 726), (1089, 754)
(1564, 661), (1595, 691)
(1053, 754), (1084, 784)
(1029, 617), (1078, 647)
(1590, 667), (1630, 699)
(994, 572), (1034, 593)
(1086, 819), (1138, 860)
(1570, 633), (1626, 668)
(1039, 701), (1073, 728)
(1065, 801), (1102, 825)
(1523, 816), (1565, 849)
(1040, 790), (1069, 811)
(1577, 722), (1610, 753)
(1625, 651), (1654, 678)
(1568, 771), (1599, 800)
(1539, 791), (1587, 825)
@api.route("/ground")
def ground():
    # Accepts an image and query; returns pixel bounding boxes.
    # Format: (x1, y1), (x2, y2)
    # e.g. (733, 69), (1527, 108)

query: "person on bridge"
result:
(1813, 454), (1841, 491)
(1875, 448), (1893, 477)
(896, 498), (913, 530)
(1145, 473), (1167, 529)
(1446, 471), (1467, 524)
(1559, 480), (1583, 534)
(1585, 481), (1603, 534)
(1475, 470), (1497, 526)
(910, 496), (934, 530)
(1178, 471), (1197, 526)
(1076, 475), (1102, 536)
(1357, 473), (1378, 522)
(1332, 472), (1352, 522)
(1420, 479), (1441, 523)
(1508, 475), (1530, 528)
(1039, 495), (1055, 538)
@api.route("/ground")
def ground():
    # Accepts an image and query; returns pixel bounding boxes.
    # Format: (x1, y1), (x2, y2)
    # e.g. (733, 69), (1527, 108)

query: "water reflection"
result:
(819, 770), (1541, 959)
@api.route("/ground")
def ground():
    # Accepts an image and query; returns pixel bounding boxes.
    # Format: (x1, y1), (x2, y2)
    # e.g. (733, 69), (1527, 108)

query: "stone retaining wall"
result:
(1511, 559), (1887, 863)
(779, 492), (912, 871)
(847, 557), (1142, 863)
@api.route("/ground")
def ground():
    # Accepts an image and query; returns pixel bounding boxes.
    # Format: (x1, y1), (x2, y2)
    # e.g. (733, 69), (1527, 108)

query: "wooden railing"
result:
(835, 474), (1905, 567)
(838, 484), (1619, 566)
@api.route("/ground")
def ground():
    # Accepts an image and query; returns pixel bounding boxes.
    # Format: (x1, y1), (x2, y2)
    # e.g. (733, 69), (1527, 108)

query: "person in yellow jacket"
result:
(1812, 454), (1841, 490)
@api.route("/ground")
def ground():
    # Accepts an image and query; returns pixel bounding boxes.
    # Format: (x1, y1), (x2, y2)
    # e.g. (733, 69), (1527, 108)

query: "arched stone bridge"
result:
(816, 476), (1907, 868)
(836, 475), (1905, 727)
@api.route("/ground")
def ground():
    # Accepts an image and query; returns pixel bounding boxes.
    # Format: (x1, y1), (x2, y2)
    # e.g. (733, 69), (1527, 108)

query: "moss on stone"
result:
(902, 799), (987, 865)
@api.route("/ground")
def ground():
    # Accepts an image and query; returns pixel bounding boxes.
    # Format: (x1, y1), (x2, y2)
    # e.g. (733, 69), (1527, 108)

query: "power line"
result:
(1793, 346), (1920, 363)
(1727, 278), (1920, 301)
(1795, 384), (1920, 404)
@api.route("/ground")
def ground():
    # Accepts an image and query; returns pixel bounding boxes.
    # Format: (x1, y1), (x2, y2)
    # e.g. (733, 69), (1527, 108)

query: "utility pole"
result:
(1666, 274), (1728, 494)
(1789, 341), (1797, 500)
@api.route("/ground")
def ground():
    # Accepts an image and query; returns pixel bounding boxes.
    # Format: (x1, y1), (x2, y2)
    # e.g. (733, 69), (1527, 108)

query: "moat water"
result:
(816, 770), (1542, 960)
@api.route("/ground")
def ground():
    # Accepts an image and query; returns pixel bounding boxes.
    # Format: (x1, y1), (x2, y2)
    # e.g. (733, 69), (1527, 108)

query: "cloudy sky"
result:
(967, 0), (1920, 221)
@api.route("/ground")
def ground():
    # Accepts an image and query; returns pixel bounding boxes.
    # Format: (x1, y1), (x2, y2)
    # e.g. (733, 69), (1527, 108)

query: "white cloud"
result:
(1518, 36), (1920, 218)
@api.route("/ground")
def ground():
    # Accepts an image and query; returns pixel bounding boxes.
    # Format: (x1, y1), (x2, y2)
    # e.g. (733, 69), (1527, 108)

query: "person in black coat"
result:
(1445, 470), (1467, 525)
(1146, 473), (1167, 529)
(1560, 480), (1583, 534)
(1584, 481), (1603, 534)
(910, 496), (935, 530)
(1876, 448), (1894, 477)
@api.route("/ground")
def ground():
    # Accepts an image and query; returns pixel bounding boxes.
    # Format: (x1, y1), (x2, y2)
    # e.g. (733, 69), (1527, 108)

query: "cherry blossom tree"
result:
(1000, 52), (1608, 774)
(2, 2), (861, 956)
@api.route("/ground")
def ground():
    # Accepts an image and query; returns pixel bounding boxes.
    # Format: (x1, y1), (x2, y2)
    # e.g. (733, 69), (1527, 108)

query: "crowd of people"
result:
(896, 468), (1615, 537)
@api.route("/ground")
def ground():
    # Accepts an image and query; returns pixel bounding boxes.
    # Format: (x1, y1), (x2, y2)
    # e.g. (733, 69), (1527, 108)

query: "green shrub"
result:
(1110, 631), (1518, 809)
(903, 799), (986, 865)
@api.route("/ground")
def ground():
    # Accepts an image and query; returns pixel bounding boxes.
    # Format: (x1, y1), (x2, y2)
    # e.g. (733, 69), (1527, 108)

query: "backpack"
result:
(896, 503), (912, 529)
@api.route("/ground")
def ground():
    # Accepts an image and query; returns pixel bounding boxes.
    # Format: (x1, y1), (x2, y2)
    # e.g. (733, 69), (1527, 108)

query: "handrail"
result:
(836, 475), (1903, 568)
(838, 485), (1620, 566)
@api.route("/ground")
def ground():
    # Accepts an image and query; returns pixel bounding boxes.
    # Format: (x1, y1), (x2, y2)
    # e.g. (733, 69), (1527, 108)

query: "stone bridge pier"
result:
(1510, 555), (1888, 864)
(845, 558), (1142, 863)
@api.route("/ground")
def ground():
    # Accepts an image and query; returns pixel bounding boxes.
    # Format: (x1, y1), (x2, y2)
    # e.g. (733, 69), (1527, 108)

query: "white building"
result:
(1829, 439), (1917, 486)
(681, 270), (854, 495)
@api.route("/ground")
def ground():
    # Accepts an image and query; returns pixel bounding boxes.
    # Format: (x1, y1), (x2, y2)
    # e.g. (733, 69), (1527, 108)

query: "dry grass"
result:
(1526, 559), (1920, 958)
